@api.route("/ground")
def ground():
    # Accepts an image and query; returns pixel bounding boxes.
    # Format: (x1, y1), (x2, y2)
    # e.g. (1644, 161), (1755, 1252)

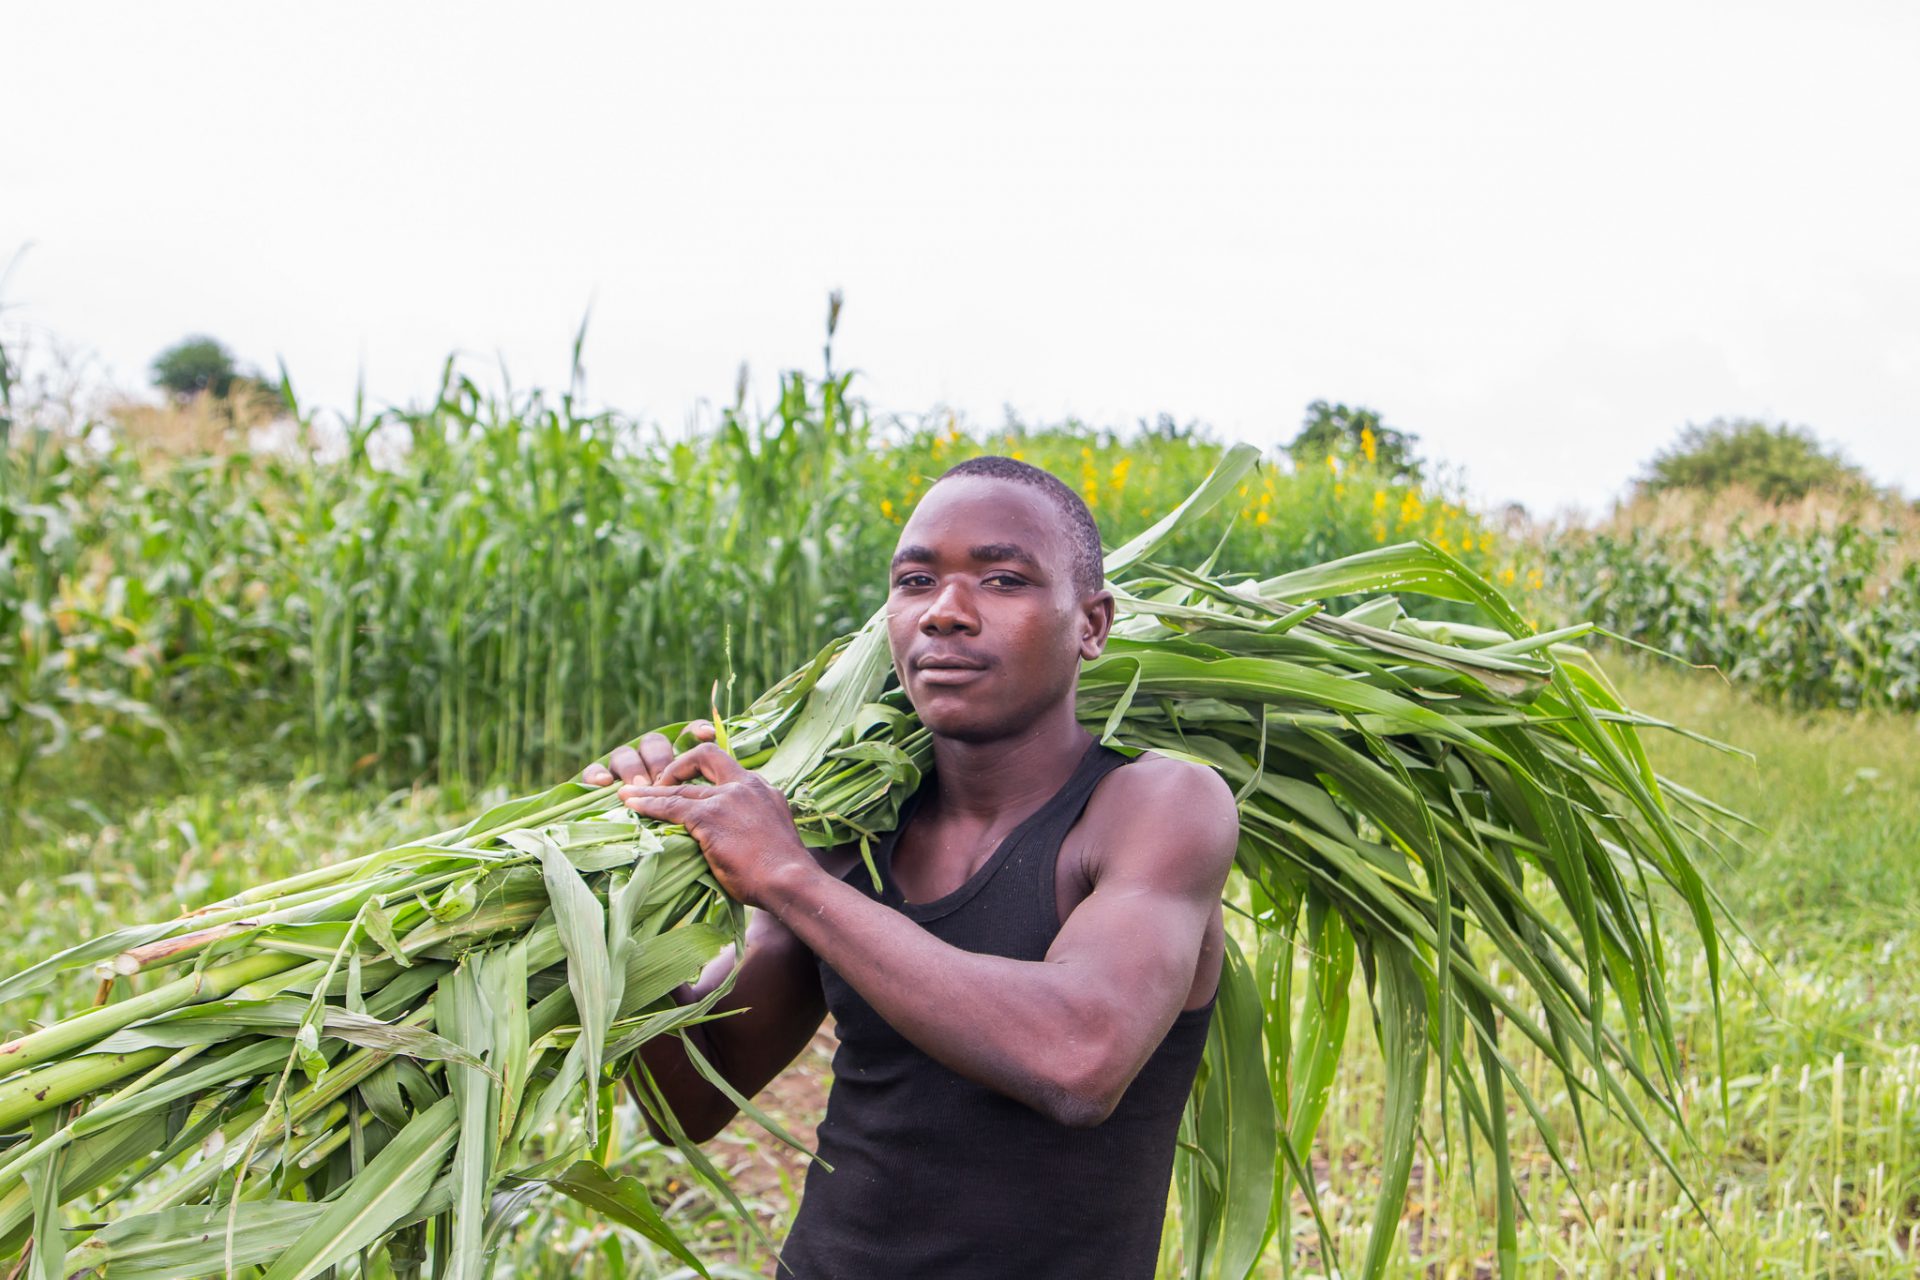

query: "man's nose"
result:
(921, 580), (977, 633)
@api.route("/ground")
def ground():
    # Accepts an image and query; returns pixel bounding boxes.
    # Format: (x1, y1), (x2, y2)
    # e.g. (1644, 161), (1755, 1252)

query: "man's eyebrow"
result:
(969, 543), (1042, 572)
(888, 543), (1044, 573)
(891, 545), (935, 572)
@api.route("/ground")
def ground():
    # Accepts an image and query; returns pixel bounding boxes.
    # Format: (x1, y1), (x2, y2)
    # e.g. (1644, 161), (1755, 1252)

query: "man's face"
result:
(885, 476), (1112, 743)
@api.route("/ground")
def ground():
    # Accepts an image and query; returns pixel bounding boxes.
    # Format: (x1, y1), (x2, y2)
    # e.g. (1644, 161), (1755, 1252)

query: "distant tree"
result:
(1288, 400), (1422, 482)
(151, 335), (238, 400)
(1139, 412), (1206, 442)
(1638, 419), (1866, 502)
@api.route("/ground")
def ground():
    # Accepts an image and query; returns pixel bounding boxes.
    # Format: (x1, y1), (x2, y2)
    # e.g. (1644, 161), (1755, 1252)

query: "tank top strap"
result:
(846, 738), (1135, 922)
(1018, 741), (1134, 928)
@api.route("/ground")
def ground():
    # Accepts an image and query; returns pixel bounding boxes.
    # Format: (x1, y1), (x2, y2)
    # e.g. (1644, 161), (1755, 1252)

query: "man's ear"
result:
(1079, 589), (1115, 660)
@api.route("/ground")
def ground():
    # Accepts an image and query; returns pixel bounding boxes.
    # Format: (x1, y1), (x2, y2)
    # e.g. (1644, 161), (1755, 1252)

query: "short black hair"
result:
(934, 455), (1105, 597)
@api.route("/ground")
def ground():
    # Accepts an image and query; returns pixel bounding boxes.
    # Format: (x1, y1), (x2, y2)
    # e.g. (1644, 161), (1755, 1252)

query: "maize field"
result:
(3, 339), (1917, 1276)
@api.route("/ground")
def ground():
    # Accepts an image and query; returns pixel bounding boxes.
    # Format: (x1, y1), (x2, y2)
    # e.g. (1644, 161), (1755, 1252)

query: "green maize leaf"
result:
(0, 1114), (171, 1255)
(0, 922), (184, 1004)
(549, 1158), (708, 1278)
(439, 959), (496, 1280)
(361, 902), (413, 968)
(487, 941), (531, 1161)
(1101, 443), (1257, 579)
(513, 830), (614, 1148)
(88, 997), (481, 1070)
(1286, 898), (1353, 1159)
(359, 1062), (411, 1130)
(70, 1199), (325, 1280)
(257, 1095), (459, 1280)
(758, 614), (896, 792)
(674, 1030), (818, 1166)
(1178, 935), (1274, 1280)
(23, 1112), (63, 1280)
(1358, 946), (1429, 1280)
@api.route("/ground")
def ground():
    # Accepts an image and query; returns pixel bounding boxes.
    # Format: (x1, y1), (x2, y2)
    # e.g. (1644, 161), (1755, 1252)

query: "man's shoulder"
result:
(1085, 747), (1240, 874)
(1099, 746), (1237, 815)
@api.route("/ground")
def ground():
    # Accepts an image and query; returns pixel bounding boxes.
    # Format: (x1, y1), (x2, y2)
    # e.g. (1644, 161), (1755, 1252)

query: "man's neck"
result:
(922, 702), (1094, 823)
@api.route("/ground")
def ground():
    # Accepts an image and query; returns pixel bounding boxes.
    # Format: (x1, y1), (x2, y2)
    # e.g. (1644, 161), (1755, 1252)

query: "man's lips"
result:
(913, 654), (991, 685)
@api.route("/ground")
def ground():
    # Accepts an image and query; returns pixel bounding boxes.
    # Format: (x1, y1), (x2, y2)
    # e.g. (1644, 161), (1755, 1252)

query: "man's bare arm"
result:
(627, 749), (1240, 1128)
(587, 725), (825, 1144)
(630, 907), (824, 1144)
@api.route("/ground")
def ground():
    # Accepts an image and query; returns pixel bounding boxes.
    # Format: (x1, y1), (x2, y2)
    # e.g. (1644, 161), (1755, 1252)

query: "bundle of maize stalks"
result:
(0, 447), (1737, 1280)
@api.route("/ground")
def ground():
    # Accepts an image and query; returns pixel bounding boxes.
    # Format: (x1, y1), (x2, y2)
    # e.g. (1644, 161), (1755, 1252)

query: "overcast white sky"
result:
(6, 1), (1917, 513)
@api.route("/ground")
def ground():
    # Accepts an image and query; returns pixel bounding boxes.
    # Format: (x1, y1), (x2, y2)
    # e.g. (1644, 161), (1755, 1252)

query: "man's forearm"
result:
(763, 864), (1123, 1124)
(630, 987), (733, 1143)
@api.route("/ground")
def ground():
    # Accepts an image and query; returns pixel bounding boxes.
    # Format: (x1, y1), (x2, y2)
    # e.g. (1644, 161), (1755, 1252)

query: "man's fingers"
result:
(654, 743), (751, 788)
(607, 745), (646, 785)
(594, 723), (720, 790)
(637, 731), (678, 782)
(621, 789), (694, 824)
(618, 782), (714, 802)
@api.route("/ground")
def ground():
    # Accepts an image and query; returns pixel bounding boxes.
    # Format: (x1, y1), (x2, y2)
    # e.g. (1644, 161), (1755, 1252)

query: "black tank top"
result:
(779, 739), (1216, 1279)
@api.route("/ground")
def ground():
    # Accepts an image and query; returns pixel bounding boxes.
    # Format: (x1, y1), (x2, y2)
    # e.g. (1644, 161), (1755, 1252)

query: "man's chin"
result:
(912, 698), (1025, 745)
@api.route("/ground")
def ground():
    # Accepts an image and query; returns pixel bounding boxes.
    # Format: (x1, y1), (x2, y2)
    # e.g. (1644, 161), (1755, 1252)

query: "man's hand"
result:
(581, 719), (717, 790)
(616, 744), (820, 911)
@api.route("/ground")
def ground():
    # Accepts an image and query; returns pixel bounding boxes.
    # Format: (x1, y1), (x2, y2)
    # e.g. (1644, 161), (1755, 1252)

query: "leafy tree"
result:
(150, 335), (238, 400)
(1638, 419), (1866, 502)
(1287, 401), (1422, 482)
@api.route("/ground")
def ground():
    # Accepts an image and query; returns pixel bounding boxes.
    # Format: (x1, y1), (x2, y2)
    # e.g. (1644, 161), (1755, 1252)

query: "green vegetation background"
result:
(4, 350), (1918, 1274)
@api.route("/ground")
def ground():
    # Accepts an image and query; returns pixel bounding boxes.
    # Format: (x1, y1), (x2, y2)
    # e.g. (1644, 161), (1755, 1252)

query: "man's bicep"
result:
(1045, 762), (1239, 1017)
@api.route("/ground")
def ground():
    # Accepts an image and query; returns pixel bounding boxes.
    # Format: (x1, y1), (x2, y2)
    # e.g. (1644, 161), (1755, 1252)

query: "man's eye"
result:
(985, 574), (1026, 588)
(895, 573), (933, 589)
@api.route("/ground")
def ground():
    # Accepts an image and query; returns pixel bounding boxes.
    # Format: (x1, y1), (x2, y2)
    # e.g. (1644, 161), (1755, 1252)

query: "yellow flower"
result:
(1082, 484), (1098, 509)
(1110, 457), (1132, 486)
(1527, 569), (1544, 591)
(1255, 509), (1270, 525)
(1398, 491), (1425, 526)
(881, 498), (895, 520)
(1500, 567), (1517, 585)
(1325, 452), (1339, 475)
(1459, 535), (1475, 553)
(1373, 489), (1387, 513)
(1360, 425), (1377, 464)
(1011, 449), (1026, 461)
(1372, 521), (1388, 543)
(1238, 483), (1250, 498)
(1333, 483), (1346, 499)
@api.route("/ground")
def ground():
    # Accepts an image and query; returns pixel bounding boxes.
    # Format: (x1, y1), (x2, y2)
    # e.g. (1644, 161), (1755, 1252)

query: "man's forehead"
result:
(906, 474), (1058, 528)
(895, 477), (1071, 565)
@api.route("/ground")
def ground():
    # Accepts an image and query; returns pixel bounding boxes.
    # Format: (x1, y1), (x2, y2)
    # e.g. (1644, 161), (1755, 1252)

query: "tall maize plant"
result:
(0, 446), (1735, 1279)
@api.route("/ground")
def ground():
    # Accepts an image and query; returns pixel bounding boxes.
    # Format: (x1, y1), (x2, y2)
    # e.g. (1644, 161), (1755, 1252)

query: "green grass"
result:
(4, 664), (1914, 1277)
(1252, 662), (1920, 1277)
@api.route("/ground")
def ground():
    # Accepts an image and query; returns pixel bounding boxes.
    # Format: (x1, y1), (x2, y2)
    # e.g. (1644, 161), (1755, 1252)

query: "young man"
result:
(586, 456), (1241, 1278)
